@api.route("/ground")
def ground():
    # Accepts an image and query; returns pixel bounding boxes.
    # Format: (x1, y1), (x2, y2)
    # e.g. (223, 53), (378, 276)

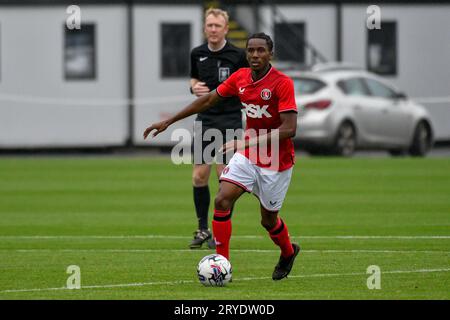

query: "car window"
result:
(337, 78), (370, 97)
(293, 78), (326, 95)
(364, 78), (397, 99)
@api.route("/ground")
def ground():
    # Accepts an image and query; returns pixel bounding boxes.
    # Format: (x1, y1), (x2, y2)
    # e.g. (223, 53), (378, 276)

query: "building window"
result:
(367, 21), (397, 75)
(274, 22), (305, 64)
(161, 23), (191, 78)
(64, 24), (96, 80)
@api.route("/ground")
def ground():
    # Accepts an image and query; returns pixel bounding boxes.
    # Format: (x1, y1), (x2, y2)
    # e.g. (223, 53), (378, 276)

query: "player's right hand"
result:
(143, 120), (170, 139)
(192, 82), (210, 97)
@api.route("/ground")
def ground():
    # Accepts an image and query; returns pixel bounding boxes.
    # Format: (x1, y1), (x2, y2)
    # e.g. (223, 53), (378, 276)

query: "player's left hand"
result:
(143, 120), (170, 139)
(219, 139), (246, 154)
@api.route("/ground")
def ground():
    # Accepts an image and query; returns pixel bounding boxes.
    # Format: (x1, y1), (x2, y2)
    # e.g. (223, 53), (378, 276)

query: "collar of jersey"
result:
(208, 40), (227, 53)
(249, 65), (273, 86)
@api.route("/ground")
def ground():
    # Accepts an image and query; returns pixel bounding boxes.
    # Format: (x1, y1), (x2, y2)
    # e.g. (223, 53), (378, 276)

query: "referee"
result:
(189, 8), (248, 249)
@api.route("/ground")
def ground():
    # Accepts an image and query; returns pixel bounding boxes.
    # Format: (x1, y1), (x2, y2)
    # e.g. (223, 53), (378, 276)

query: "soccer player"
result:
(144, 33), (300, 280)
(188, 8), (248, 249)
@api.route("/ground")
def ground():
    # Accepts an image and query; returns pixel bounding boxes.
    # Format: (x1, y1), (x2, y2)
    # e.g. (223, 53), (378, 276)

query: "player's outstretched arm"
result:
(143, 90), (222, 139)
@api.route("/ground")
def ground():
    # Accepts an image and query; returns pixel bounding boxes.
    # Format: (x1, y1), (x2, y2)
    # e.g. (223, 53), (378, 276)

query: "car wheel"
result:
(334, 122), (356, 157)
(409, 121), (432, 157)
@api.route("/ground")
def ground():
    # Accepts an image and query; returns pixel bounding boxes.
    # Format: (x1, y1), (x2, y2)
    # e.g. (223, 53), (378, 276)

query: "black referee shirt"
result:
(190, 41), (248, 129)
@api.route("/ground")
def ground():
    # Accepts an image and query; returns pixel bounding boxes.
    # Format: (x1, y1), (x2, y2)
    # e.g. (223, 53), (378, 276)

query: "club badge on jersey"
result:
(261, 88), (272, 100)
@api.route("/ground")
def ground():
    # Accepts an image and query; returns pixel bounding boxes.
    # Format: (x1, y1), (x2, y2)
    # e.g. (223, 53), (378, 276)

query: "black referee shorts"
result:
(191, 124), (243, 165)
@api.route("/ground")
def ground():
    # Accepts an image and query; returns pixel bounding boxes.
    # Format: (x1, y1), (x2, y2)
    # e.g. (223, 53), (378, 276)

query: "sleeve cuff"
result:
(216, 87), (227, 98)
(279, 108), (298, 113)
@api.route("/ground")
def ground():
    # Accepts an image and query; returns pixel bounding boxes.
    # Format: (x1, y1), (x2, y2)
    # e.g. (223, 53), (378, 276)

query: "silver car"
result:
(286, 65), (434, 156)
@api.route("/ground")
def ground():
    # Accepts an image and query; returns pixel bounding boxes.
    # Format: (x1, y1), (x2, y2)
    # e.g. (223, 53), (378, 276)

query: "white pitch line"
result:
(1, 268), (449, 294)
(1, 235), (450, 240)
(0, 280), (194, 293)
(9, 249), (450, 254)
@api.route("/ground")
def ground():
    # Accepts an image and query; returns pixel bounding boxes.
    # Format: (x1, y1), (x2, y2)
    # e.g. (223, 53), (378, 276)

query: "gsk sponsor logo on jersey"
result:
(242, 102), (272, 118)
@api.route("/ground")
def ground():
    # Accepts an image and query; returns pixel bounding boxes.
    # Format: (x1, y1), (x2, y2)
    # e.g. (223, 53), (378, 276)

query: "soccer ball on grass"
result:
(197, 254), (232, 286)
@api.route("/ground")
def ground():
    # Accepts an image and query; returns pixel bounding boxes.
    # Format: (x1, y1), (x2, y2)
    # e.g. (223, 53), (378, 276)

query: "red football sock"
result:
(268, 217), (294, 258)
(212, 209), (232, 260)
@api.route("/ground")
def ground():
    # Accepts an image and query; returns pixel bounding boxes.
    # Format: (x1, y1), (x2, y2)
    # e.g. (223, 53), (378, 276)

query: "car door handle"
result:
(382, 108), (389, 114)
(354, 105), (362, 111)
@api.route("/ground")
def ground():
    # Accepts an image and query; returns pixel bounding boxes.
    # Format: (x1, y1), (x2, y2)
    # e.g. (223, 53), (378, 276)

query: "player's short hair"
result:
(205, 8), (229, 25)
(246, 33), (274, 52)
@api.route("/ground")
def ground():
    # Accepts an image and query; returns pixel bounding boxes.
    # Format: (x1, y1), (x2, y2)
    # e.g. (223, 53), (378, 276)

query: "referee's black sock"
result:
(193, 185), (210, 230)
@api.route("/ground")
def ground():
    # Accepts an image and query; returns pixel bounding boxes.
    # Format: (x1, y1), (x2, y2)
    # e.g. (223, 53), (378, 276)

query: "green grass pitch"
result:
(0, 156), (449, 299)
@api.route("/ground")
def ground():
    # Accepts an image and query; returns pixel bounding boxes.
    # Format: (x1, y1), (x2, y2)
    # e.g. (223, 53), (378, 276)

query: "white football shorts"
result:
(219, 152), (293, 212)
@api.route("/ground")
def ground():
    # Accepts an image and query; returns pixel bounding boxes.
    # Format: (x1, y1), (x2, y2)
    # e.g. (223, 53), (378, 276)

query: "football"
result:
(197, 254), (232, 286)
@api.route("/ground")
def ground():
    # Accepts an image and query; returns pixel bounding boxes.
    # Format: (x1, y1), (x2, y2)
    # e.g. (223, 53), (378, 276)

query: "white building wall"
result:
(342, 4), (450, 139)
(0, 6), (128, 147)
(235, 5), (256, 33)
(259, 5), (337, 63)
(0, 4), (449, 148)
(133, 5), (202, 146)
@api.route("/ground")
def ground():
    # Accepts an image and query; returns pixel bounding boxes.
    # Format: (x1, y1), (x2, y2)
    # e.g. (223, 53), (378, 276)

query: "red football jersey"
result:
(216, 66), (297, 171)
